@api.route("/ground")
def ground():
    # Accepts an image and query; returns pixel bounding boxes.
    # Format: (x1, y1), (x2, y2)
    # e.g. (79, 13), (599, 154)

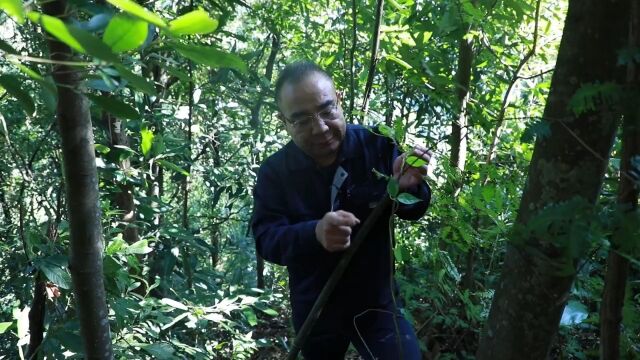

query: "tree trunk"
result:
(360, 0), (384, 118)
(104, 112), (138, 245)
(600, 2), (639, 356)
(348, 0), (357, 123)
(449, 26), (473, 187)
(42, 0), (113, 357)
(476, 1), (629, 358)
(26, 272), (46, 359)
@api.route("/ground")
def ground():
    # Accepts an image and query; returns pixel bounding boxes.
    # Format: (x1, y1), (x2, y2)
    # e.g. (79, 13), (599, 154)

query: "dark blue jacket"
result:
(252, 125), (431, 323)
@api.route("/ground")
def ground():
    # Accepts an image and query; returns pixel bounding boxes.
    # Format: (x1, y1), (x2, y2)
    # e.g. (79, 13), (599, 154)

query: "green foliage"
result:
(103, 14), (148, 53)
(168, 9), (218, 35)
(1, 0), (638, 358)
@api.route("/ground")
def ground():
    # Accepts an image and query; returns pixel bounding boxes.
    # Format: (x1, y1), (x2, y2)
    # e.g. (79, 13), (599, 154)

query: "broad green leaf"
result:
(140, 127), (154, 156)
(107, 0), (166, 28)
(406, 155), (427, 167)
(106, 236), (126, 255)
(9, 60), (44, 81)
(67, 26), (119, 62)
(156, 159), (189, 176)
(0, 0), (24, 23)
(0, 322), (12, 334)
(397, 192), (422, 205)
(125, 239), (153, 255)
(0, 39), (18, 54)
(393, 118), (404, 143)
(386, 54), (412, 70)
(28, 12), (83, 53)
(260, 308), (278, 317)
(169, 9), (218, 35)
(34, 255), (72, 289)
(387, 178), (399, 198)
(28, 12), (118, 62)
(165, 65), (190, 82)
(142, 343), (175, 360)
(95, 143), (111, 154)
(170, 42), (247, 73)
(103, 14), (148, 52)
(161, 298), (188, 311)
(114, 65), (157, 95)
(377, 123), (394, 139)
(242, 307), (258, 326)
(87, 94), (140, 119)
(0, 75), (35, 115)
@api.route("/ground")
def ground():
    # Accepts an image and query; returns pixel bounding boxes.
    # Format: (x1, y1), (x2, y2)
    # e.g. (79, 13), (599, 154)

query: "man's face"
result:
(278, 72), (346, 166)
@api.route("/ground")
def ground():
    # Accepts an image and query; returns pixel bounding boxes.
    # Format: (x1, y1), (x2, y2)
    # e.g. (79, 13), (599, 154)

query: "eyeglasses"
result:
(282, 102), (341, 130)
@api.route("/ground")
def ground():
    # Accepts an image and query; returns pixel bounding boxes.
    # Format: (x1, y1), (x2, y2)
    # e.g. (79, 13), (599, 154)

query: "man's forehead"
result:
(280, 73), (336, 104)
(279, 74), (336, 113)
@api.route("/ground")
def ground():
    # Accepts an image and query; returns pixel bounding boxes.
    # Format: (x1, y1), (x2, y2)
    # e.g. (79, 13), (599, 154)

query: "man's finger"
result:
(327, 225), (352, 237)
(334, 210), (360, 226)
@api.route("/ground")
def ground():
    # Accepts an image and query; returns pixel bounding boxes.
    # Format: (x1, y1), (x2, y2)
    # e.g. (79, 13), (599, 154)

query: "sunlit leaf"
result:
(386, 54), (412, 69)
(107, 0), (166, 28)
(103, 14), (148, 52)
(0, 75), (35, 115)
(170, 42), (247, 73)
(406, 155), (427, 168)
(0, 322), (12, 334)
(28, 12), (118, 62)
(0, 0), (25, 23)
(161, 298), (189, 311)
(169, 9), (218, 35)
(87, 94), (139, 119)
(140, 127), (154, 156)
(125, 239), (153, 255)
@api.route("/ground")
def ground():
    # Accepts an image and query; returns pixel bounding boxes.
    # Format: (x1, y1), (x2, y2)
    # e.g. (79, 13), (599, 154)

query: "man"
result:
(252, 61), (431, 359)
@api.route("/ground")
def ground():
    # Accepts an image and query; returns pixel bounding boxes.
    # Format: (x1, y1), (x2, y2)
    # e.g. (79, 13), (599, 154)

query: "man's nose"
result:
(310, 116), (328, 135)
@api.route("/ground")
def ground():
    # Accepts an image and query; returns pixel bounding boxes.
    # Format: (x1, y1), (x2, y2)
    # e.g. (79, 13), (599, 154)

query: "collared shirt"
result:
(251, 124), (431, 316)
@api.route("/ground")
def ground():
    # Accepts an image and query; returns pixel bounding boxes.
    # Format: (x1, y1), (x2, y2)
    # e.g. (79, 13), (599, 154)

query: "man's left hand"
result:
(393, 146), (432, 190)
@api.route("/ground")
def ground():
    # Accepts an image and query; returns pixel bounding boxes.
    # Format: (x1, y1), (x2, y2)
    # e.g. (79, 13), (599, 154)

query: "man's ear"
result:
(336, 90), (343, 102)
(277, 112), (286, 124)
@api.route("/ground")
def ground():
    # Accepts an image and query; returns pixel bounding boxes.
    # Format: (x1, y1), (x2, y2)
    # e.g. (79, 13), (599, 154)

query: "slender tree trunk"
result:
(42, 0), (113, 357)
(348, 0), (358, 122)
(26, 272), (46, 359)
(477, 1), (629, 358)
(105, 112), (138, 245)
(182, 59), (194, 290)
(251, 33), (280, 289)
(600, 2), (639, 356)
(449, 22), (473, 193)
(360, 0), (384, 118)
(250, 33), (280, 130)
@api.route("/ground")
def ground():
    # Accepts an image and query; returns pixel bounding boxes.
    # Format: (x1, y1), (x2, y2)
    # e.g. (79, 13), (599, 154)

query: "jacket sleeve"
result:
(251, 162), (326, 266)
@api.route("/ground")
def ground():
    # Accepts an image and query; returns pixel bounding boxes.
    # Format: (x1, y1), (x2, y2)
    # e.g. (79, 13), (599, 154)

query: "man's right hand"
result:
(315, 210), (360, 252)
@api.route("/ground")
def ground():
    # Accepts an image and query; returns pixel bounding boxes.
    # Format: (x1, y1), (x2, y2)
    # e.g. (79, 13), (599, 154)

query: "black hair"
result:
(274, 61), (333, 103)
